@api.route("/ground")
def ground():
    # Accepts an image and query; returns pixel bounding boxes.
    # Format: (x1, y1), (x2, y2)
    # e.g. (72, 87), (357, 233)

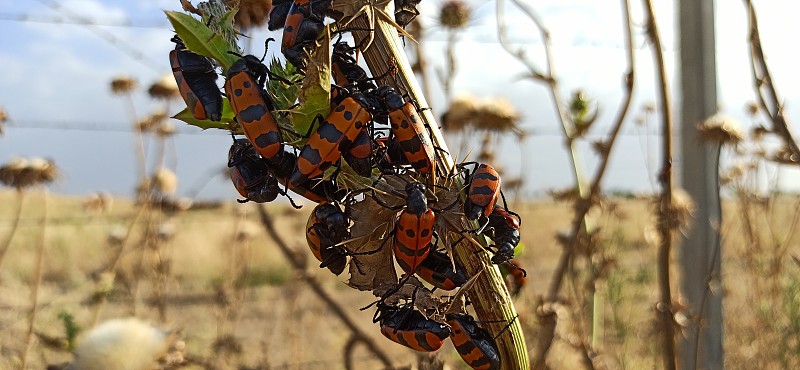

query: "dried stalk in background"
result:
(20, 190), (48, 370)
(256, 205), (394, 368)
(496, 0), (636, 366)
(743, 0), (800, 164)
(641, 0), (677, 369)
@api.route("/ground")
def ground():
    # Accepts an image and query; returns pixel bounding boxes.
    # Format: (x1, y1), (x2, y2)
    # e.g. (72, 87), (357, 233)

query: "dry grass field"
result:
(0, 190), (799, 369)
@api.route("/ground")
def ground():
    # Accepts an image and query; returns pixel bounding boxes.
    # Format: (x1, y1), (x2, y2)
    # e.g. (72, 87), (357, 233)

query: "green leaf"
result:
(289, 30), (332, 144)
(165, 11), (238, 70)
(172, 99), (236, 131)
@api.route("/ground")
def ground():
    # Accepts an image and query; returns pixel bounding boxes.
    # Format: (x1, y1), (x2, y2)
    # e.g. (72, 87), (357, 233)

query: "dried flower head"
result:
(697, 114), (743, 145)
(441, 94), (479, 131)
(110, 75), (137, 95)
(227, 0), (272, 29)
(0, 106), (7, 136)
(0, 157), (59, 189)
(148, 74), (180, 100)
(473, 97), (522, 134)
(439, 0), (471, 30)
(745, 101), (760, 117)
(137, 110), (169, 133)
(750, 125), (769, 141)
(152, 168), (178, 195)
(771, 146), (800, 165)
(156, 121), (176, 138)
(720, 163), (746, 187)
(662, 188), (695, 232)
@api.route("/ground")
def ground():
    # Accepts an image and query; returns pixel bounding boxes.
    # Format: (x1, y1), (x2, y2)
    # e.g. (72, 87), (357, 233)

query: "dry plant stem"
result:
(90, 200), (150, 325)
(497, 0), (636, 365)
(256, 205), (394, 369)
(0, 189), (24, 271)
(124, 93), (148, 181)
(351, 9), (529, 370)
(642, 0), (677, 369)
(743, 0), (800, 161)
(20, 189), (47, 370)
(408, 20), (432, 100)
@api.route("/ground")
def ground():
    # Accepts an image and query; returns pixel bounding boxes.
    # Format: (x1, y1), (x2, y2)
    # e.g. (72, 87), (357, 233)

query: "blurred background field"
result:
(1, 190), (799, 369)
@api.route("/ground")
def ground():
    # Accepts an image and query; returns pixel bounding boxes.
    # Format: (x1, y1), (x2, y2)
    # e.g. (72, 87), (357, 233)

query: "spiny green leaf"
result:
(165, 11), (237, 70)
(172, 100), (236, 131)
(289, 29), (332, 145)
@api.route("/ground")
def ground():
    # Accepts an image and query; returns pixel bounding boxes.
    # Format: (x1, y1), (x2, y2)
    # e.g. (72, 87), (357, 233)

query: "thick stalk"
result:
(350, 10), (529, 370)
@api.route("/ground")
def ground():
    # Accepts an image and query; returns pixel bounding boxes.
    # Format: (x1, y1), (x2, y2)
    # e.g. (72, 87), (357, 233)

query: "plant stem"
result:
(642, 0), (677, 368)
(20, 189), (47, 370)
(0, 189), (24, 272)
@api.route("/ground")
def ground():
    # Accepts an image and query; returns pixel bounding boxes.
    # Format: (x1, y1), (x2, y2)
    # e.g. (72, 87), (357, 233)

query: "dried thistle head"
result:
(745, 101), (760, 117)
(156, 121), (176, 138)
(137, 110), (169, 133)
(661, 188), (695, 232)
(0, 157), (59, 189)
(227, 0), (272, 29)
(750, 125), (768, 142)
(473, 97), (522, 135)
(720, 163), (746, 187)
(152, 167), (178, 195)
(771, 146), (800, 165)
(148, 74), (180, 100)
(441, 94), (480, 131)
(0, 106), (7, 136)
(110, 75), (137, 95)
(439, 0), (471, 30)
(697, 114), (743, 146)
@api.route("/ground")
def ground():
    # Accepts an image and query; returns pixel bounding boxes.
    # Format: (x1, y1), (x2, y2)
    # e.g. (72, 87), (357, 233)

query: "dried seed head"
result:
(668, 188), (695, 231)
(697, 114), (743, 145)
(108, 225), (127, 246)
(473, 97), (522, 134)
(68, 318), (177, 370)
(751, 125), (768, 141)
(156, 121), (176, 138)
(152, 168), (178, 195)
(148, 74), (180, 100)
(137, 110), (168, 133)
(227, 0), (272, 29)
(110, 75), (137, 95)
(439, 0), (471, 30)
(745, 101), (759, 117)
(771, 146), (800, 165)
(441, 94), (479, 131)
(720, 163), (746, 186)
(158, 223), (177, 241)
(0, 157), (59, 189)
(0, 106), (7, 136)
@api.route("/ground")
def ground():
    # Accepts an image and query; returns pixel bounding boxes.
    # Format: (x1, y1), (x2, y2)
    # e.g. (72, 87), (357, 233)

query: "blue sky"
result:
(1, 0), (799, 202)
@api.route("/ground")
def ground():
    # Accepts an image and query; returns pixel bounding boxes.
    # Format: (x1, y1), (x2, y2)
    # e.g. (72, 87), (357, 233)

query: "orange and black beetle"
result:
(169, 35), (222, 121)
(446, 313), (501, 370)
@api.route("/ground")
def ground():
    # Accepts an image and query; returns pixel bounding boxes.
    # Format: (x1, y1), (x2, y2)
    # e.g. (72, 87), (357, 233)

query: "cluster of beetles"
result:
(168, 0), (527, 368)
